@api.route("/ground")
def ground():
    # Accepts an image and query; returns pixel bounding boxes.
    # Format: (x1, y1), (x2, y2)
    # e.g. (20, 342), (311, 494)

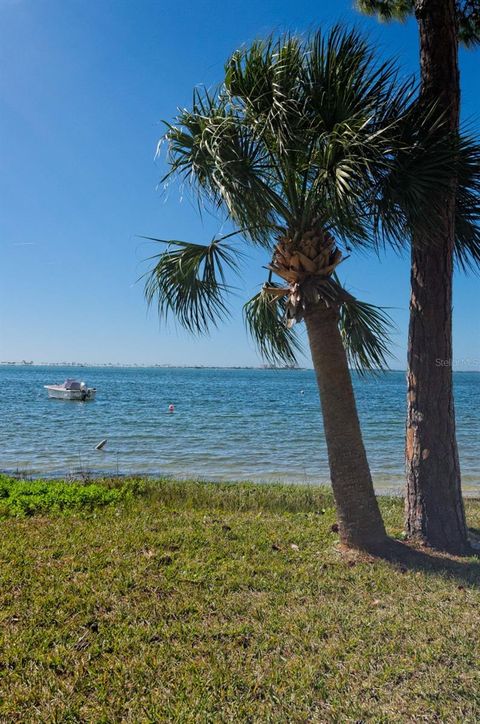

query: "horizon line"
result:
(1, 362), (479, 373)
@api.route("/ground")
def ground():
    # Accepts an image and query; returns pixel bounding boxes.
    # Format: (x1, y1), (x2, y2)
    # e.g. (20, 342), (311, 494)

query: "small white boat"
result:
(44, 378), (96, 401)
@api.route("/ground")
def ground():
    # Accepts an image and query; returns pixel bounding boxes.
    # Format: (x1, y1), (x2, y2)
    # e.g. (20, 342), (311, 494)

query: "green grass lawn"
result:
(1, 476), (480, 722)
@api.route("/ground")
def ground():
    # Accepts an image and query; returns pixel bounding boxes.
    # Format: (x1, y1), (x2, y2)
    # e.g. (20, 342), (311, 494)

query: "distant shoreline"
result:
(1, 362), (479, 372)
(1, 362), (309, 370)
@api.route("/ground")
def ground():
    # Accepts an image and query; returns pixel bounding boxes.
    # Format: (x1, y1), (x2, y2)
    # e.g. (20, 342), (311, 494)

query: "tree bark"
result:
(405, 0), (469, 553)
(305, 304), (387, 551)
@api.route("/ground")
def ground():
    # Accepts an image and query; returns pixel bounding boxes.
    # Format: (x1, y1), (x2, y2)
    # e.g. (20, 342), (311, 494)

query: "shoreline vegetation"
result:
(1, 474), (480, 719)
(2, 473), (480, 514)
(3, 472), (480, 498)
(1, 361), (307, 369)
(2, 361), (304, 368)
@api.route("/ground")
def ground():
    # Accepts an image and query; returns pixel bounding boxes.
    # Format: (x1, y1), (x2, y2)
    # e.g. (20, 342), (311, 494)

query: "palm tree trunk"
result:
(305, 304), (387, 551)
(405, 0), (469, 554)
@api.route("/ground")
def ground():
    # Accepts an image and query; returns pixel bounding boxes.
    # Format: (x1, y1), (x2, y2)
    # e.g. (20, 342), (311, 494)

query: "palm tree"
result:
(356, 1), (480, 553)
(143, 27), (473, 551)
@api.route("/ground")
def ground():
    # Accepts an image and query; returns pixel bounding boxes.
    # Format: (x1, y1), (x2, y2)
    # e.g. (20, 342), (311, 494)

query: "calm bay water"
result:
(0, 366), (478, 493)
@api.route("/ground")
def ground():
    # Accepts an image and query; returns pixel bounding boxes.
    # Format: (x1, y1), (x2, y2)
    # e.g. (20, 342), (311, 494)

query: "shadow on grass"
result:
(373, 537), (480, 588)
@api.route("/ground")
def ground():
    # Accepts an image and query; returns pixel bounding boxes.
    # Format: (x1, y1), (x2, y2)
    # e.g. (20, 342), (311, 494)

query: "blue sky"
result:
(0, 0), (478, 368)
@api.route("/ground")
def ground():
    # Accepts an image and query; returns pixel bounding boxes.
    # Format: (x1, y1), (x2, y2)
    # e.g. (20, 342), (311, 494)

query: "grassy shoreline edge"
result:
(1, 473), (480, 517)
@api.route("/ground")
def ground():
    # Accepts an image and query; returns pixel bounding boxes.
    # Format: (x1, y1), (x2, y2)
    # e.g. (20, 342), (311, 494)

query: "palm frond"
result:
(455, 215), (480, 272)
(454, 133), (480, 272)
(369, 121), (480, 265)
(338, 291), (395, 374)
(160, 27), (428, 247)
(243, 284), (302, 365)
(354, 0), (413, 22)
(161, 92), (290, 246)
(295, 27), (417, 244)
(143, 235), (239, 334)
(355, 0), (480, 48)
(458, 1), (480, 48)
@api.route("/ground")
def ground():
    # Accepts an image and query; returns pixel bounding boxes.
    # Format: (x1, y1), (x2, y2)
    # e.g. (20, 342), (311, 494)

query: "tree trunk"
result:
(405, 0), (469, 553)
(305, 304), (387, 551)
(406, 239), (468, 552)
